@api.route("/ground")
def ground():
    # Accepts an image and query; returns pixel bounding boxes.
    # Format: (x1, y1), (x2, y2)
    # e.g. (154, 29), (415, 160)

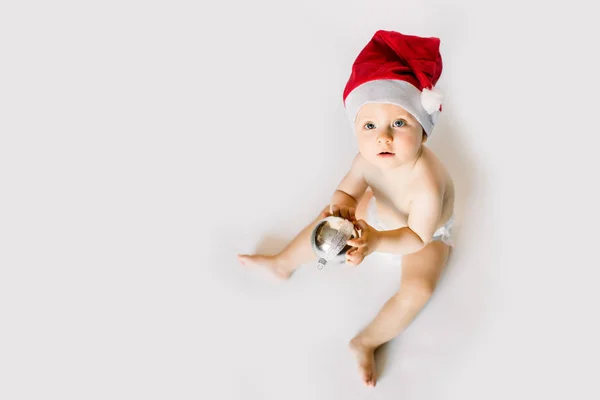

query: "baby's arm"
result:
(374, 186), (443, 255)
(329, 154), (369, 219)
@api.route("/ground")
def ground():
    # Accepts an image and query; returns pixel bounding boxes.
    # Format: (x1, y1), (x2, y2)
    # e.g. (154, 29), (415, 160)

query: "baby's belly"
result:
(374, 198), (408, 229)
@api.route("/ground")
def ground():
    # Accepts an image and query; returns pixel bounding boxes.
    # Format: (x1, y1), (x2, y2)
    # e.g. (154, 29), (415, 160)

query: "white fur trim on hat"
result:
(345, 79), (441, 135)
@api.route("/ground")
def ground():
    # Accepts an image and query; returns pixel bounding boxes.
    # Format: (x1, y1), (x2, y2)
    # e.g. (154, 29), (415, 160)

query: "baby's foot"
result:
(237, 254), (293, 280)
(349, 337), (377, 387)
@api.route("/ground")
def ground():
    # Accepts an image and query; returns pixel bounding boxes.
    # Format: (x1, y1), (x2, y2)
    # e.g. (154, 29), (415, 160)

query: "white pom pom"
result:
(421, 87), (444, 114)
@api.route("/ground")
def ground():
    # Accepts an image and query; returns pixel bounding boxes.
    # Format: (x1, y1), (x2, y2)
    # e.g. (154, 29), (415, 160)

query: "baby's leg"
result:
(349, 240), (450, 387)
(238, 191), (373, 279)
(239, 189), (373, 279)
(237, 206), (332, 279)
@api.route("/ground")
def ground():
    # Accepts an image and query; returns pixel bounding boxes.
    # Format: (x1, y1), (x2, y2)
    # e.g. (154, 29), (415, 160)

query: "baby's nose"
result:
(377, 134), (392, 143)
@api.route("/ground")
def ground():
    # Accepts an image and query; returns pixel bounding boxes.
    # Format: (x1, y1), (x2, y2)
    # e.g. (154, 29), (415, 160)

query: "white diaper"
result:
(366, 196), (454, 261)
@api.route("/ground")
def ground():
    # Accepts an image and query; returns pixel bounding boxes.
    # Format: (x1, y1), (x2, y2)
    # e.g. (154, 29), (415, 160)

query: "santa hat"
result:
(343, 30), (443, 136)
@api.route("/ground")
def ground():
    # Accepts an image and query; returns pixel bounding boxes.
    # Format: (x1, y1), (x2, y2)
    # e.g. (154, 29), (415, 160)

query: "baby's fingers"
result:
(346, 237), (366, 248)
(330, 204), (340, 217)
(342, 207), (356, 221)
(355, 219), (371, 231)
(346, 247), (366, 265)
(346, 249), (362, 265)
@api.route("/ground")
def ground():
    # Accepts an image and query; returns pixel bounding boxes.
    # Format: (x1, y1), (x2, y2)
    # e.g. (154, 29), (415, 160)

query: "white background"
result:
(1, 1), (599, 399)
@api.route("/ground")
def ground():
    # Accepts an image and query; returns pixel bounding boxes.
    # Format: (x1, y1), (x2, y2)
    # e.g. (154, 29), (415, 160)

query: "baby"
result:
(238, 30), (455, 387)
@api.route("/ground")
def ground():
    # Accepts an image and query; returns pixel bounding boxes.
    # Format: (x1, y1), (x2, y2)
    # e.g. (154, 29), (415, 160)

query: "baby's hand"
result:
(330, 204), (357, 222)
(345, 220), (380, 266)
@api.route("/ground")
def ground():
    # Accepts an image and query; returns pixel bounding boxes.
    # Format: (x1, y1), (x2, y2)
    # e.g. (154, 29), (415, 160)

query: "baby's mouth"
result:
(378, 151), (395, 156)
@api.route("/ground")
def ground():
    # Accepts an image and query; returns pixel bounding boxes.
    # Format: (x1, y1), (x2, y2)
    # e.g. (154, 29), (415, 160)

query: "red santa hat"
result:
(343, 30), (444, 136)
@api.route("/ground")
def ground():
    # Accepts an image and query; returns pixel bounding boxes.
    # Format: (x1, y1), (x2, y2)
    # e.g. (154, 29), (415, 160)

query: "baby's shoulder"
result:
(412, 147), (452, 195)
(348, 153), (374, 177)
(351, 152), (369, 168)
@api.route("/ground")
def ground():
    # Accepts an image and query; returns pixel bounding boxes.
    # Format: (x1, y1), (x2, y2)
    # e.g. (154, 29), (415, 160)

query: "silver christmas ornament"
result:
(310, 216), (359, 270)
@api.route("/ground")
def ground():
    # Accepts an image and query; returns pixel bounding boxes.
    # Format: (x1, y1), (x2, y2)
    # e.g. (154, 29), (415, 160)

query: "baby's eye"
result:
(364, 122), (376, 130)
(393, 119), (406, 128)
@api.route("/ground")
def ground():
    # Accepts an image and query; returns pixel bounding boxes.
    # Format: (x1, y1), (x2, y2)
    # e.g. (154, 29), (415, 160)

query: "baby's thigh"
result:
(400, 241), (450, 291)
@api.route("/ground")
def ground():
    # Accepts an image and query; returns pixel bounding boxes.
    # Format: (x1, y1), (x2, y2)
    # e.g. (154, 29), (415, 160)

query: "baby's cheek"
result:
(357, 138), (373, 152)
(398, 135), (417, 149)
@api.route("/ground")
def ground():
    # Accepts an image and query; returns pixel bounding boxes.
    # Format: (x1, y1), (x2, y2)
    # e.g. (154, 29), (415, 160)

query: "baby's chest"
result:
(365, 178), (412, 216)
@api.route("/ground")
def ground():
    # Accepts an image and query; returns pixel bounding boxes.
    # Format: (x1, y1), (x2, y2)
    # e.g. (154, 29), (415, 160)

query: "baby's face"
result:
(354, 103), (425, 168)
